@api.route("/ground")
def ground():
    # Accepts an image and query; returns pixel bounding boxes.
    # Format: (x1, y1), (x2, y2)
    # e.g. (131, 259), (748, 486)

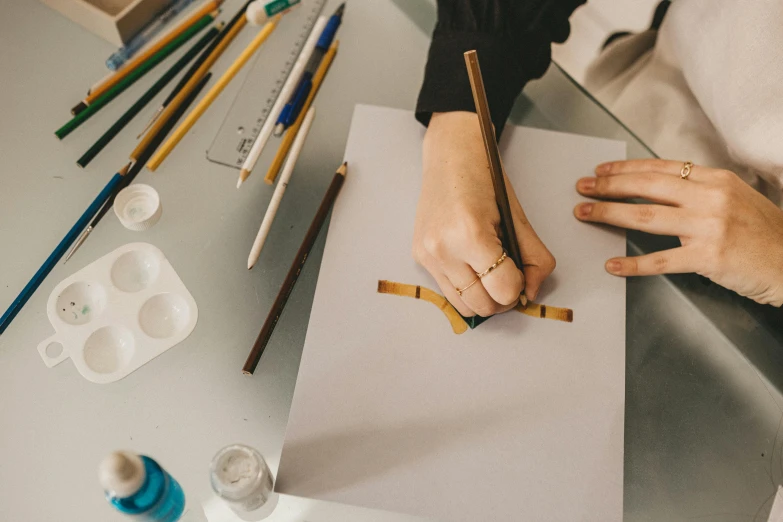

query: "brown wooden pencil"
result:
(243, 161), (348, 375)
(463, 50), (524, 294)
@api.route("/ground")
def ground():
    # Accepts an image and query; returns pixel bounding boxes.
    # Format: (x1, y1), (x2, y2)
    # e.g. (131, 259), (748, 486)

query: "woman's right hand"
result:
(412, 112), (556, 318)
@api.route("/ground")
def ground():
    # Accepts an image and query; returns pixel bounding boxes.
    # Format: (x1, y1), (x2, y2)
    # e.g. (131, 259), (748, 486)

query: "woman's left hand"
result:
(574, 159), (783, 307)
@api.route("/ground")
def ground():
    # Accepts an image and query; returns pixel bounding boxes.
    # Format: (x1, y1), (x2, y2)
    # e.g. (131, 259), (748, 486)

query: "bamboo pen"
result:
(464, 50), (526, 305)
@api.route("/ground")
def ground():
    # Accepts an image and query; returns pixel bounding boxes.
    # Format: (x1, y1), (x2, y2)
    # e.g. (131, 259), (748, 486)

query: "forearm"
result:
(416, 0), (585, 134)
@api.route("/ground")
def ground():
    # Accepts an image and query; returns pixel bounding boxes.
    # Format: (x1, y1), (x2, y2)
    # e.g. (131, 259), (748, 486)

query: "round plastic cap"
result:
(113, 184), (162, 232)
(246, 1), (268, 26)
(99, 451), (145, 498)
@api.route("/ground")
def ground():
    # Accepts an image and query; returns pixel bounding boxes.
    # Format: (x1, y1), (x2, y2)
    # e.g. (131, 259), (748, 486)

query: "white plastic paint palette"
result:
(37, 243), (198, 384)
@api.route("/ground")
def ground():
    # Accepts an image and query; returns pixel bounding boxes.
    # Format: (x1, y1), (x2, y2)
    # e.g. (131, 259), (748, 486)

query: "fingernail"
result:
(596, 162), (612, 174)
(606, 260), (622, 274)
(576, 203), (593, 218)
(577, 178), (596, 192)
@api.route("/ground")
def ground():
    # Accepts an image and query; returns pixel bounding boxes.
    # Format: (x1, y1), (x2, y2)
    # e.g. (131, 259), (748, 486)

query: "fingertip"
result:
(596, 162), (612, 175)
(576, 177), (596, 193)
(605, 259), (622, 275)
(522, 271), (540, 301)
(574, 203), (592, 219)
(524, 283), (539, 302)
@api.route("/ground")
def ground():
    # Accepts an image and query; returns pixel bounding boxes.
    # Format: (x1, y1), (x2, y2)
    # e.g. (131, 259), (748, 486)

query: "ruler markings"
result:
(206, 0), (328, 169)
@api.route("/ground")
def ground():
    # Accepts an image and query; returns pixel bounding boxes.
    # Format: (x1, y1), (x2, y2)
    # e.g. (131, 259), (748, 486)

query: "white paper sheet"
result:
(276, 105), (627, 521)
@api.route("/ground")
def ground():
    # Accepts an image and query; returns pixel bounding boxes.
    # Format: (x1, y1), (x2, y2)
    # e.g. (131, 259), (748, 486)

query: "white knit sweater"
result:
(584, 0), (783, 206)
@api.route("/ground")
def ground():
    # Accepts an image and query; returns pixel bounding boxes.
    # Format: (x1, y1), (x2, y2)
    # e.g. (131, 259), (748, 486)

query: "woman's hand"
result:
(574, 159), (783, 306)
(413, 112), (556, 317)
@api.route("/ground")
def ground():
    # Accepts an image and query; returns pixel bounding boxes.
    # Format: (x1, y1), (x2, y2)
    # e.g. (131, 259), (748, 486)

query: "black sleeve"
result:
(416, 0), (585, 133)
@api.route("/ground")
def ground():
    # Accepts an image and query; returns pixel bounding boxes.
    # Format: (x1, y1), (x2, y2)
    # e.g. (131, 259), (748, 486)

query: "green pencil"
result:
(55, 13), (213, 140)
(76, 24), (222, 168)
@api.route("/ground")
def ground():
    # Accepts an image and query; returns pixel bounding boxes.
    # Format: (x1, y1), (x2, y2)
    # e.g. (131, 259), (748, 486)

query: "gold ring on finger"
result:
(476, 251), (507, 279)
(455, 276), (480, 297)
(680, 161), (693, 179)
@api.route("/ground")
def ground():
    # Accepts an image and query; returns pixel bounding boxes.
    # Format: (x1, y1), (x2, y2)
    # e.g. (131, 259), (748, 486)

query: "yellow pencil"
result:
(131, 11), (248, 162)
(85, 0), (223, 105)
(147, 15), (280, 171)
(259, 40), (339, 185)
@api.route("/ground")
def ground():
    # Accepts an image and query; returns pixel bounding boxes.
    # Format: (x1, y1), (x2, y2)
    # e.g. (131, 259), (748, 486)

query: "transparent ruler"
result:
(206, 0), (327, 169)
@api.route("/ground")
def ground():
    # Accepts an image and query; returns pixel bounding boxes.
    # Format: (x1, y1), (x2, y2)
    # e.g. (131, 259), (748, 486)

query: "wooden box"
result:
(40, 0), (172, 46)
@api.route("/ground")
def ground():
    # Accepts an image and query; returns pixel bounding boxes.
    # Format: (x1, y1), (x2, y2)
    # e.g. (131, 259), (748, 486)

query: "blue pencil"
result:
(0, 163), (130, 335)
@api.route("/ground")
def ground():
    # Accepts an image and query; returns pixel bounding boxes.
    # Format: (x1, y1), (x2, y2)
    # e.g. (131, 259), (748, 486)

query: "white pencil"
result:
(237, 15), (327, 189)
(247, 107), (316, 269)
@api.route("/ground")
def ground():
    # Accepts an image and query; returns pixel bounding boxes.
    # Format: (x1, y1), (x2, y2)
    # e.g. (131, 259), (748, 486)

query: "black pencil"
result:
(76, 27), (220, 168)
(65, 72), (214, 262)
(55, 14), (213, 140)
(138, 0), (253, 137)
(76, 25), (221, 168)
(242, 162), (348, 375)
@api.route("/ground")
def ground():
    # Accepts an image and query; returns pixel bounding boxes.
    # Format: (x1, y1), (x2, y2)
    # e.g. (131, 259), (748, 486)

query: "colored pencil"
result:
(106, 0), (199, 71)
(261, 40), (337, 185)
(0, 163), (130, 335)
(463, 50), (525, 301)
(80, 0), (223, 107)
(236, 15), (328, 187)
(76, 24), (221, 168)
(87, 70), (114, 96)
(66, 73), (214, 263)
(132, 7), (248, 162)
(55, 13), (213, 140)
(242, 161), (347, 375)
(138, 0), (253, 138)
(247, 106), (315, 269)
(146, 15), (281, 171)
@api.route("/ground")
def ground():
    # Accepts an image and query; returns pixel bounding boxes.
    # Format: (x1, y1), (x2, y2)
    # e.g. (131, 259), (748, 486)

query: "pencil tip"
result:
(335, 2), (346, 16)
(71, 101), (87, 116)
(237, 169), (250, 188)
(273, 124), (284, 137)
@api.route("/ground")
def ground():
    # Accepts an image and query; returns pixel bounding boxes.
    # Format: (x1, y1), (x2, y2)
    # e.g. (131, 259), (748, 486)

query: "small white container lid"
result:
(114, 184), (162, 232)
(99, 451), (145, 498)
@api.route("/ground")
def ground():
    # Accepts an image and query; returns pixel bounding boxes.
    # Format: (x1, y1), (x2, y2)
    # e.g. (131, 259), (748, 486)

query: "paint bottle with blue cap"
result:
(99, 451), (185, 522)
